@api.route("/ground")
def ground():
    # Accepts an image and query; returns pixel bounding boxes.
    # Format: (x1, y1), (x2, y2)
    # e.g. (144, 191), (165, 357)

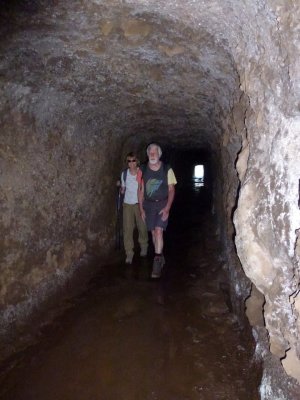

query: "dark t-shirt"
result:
(143, 163), (169, 201)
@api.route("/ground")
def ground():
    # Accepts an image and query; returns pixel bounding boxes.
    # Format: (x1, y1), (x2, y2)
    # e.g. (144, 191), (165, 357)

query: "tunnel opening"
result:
(0, 0), (266, 388)
(0, 144), (265, 399)
(194, 165), (204, 180)
(193, 164), (204, 189)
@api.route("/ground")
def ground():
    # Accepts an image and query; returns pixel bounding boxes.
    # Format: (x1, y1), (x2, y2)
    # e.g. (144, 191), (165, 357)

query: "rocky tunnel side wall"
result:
(0, 104), (122, 343)
(0, 1), (300, 397)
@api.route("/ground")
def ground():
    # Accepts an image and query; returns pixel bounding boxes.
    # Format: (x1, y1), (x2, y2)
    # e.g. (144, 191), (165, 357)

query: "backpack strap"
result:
(139, 163), (147, 178)
(163, 163), (170, 174)
(139, 163), (170, 180)
(121, 168), (128, 185)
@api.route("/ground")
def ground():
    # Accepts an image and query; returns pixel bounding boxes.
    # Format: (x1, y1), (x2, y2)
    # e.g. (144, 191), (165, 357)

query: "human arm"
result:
(159, 184), (175, 221)
(119, 172), (126, 194)
(138, 180), (146, 222)
(159, 168), (177, 221)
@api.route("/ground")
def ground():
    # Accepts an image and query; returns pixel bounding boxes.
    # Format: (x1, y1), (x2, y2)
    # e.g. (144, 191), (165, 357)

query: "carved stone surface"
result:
(0, 1), (299, 396)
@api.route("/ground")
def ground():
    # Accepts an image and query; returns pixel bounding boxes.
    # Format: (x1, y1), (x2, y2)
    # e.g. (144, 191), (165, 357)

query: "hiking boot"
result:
(125, 254), (133, 264)
(140, 247), (148, 257)
(151, 255), (165, 278)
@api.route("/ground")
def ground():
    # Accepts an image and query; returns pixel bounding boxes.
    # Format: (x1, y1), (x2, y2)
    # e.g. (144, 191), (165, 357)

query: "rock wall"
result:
(216, 94), (253, 322)
(0, 0), (299, 397)
(0, 103), (119, 334)
(232, 1), (300, 396)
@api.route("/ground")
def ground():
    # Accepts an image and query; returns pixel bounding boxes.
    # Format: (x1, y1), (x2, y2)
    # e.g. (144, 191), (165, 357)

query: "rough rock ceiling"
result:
(0, 0), (243, 148)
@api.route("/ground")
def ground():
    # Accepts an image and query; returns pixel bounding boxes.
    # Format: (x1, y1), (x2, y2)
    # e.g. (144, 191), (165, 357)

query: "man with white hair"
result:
(138, 143), (177, 278)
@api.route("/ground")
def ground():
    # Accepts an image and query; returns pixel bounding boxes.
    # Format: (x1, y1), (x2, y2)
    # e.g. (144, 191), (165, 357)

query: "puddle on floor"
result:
(0, 184), (261, 400)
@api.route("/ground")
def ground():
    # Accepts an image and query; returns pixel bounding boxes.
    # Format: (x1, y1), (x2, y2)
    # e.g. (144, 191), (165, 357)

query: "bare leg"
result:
(151, 230), (156, 248)
(154, 227), (163, 254)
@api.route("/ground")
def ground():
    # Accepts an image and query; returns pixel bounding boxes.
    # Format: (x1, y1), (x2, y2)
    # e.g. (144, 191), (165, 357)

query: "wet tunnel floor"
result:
(0, 185), (261, 400)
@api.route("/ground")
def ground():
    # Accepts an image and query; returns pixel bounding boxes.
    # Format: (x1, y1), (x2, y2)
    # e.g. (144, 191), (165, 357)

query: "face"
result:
(127, 157), (137, 168)
(148, 146), (160, 165)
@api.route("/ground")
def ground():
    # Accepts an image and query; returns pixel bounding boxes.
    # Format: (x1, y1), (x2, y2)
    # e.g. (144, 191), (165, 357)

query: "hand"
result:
(140, 208), (146, 222)
(159, 207), (169, 222)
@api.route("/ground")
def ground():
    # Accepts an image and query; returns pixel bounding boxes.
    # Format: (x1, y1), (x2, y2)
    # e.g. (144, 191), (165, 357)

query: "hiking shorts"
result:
(143, 199), (169, 231)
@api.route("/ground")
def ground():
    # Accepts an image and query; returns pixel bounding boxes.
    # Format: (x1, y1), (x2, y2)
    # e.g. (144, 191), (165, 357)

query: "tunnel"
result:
(0, 0), (300, 398)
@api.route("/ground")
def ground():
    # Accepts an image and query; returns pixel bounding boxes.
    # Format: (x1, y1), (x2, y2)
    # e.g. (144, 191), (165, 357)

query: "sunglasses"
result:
(127, 159), (136, 163)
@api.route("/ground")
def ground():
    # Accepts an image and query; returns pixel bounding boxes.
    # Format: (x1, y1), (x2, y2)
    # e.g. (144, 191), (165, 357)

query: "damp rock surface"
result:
(0, 186), (261, 400)
(0, 0), (299, 397)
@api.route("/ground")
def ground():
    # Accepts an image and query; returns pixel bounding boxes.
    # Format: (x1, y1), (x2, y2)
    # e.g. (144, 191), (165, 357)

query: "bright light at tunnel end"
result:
(194, 165), (204, 179)
(193, 165), (204, 188)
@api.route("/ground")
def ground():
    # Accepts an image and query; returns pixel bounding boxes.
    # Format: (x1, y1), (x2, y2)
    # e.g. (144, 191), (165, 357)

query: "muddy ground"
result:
(0, 180), (261, 399)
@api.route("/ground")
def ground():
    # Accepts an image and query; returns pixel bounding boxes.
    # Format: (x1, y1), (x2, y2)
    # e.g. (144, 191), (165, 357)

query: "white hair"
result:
(146, 143), (162, 158)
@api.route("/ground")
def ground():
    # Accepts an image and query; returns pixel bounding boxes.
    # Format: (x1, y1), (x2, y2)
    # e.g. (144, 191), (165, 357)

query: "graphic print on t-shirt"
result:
(146, 179), (163, 197)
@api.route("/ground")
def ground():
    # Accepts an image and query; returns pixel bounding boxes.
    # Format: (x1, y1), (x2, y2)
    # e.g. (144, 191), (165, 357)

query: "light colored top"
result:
(121, 169), (139, 204)
(167, 168), (177, 185)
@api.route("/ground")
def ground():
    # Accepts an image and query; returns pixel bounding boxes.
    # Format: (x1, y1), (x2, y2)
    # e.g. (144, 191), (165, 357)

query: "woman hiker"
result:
(120, 152), (148, 264)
